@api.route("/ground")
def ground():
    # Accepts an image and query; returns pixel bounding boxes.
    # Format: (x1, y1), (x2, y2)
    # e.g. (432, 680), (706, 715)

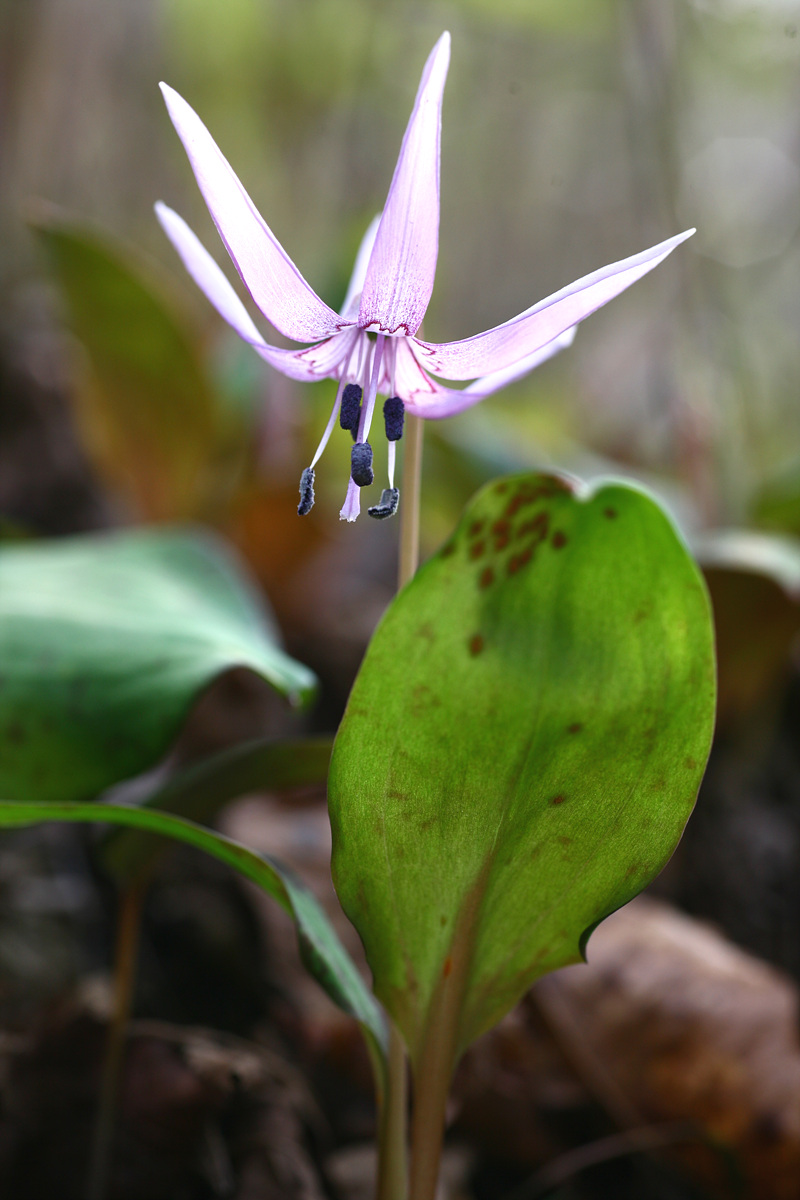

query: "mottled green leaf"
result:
(329, 473), (715, 1071)
(0, 527), (316, 804)
(0, 800), (386, 1062)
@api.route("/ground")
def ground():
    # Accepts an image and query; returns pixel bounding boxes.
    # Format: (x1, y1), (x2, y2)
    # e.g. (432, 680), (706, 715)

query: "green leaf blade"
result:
(0, 800), (387, 1062)
(328, 473), (716, 1065)
(100, 734), (333, 884)
(0, 527), (317, 804)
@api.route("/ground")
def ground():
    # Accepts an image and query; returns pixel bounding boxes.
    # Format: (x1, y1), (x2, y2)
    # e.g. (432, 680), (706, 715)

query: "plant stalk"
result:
(407, 1036), (455, 1200)
(375, 1021), (410, 1200)
(374, 412), (426, 1200)
(86, 875), (148, 1200)
(407, 866), (483, 1200)
(398, 413), (424, 590)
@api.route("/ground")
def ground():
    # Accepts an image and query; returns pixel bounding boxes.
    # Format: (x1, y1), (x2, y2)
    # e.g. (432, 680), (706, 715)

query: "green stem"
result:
(375, 1021), (410, 1200)
(374, 412), (426, 1200)
(407, 1024), (457, 1200)
(85, 875), (148, 1200)
(407, 865), (484, 1200)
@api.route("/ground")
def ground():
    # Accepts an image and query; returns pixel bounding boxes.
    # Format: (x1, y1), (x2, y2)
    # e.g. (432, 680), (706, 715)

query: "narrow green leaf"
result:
(101, 734), (333, 883)
(0, 527), (317, 804)
(329, 473), (716, 1069)
(0, 800), (386, 1062)
(32, 216), (225, 519)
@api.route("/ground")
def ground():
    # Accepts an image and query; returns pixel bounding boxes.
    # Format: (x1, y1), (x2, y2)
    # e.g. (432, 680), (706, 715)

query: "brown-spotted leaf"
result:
(328, 473), (716, 1071)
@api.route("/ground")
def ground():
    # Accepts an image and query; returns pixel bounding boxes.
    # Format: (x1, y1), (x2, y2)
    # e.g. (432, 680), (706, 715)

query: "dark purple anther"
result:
(340, 383), (363, 437)
(297, 466), (315, 515)
(368, 487), (400, 520)
(351, 442), (374, 487)
(383, 396), (405, 441)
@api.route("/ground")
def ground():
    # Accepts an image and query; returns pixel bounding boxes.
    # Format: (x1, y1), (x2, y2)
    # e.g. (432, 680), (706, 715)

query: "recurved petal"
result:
(160, 83), (343, 343)
(357, 33), (451, 337)
(396, 328), (575, 418)
(253, 326), (360, 383)
(156, 201), (357, 383)
(414, 230), (695, 380)
(155, 202), (263, 343)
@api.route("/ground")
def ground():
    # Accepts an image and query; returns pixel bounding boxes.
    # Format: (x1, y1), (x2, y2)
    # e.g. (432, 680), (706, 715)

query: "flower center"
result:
(296, 332), (407, 522)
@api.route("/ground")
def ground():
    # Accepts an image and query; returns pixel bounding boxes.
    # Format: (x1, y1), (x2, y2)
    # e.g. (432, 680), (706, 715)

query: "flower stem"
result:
(86, 875), (148, 1200)
(398, 413), (424, 588)
(375, 1021), (410, 1200)
(374, 414), (426, 1200)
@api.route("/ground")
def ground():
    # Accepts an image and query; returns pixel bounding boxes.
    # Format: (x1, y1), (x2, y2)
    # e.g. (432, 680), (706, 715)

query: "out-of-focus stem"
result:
(86, 876), (148, 1200)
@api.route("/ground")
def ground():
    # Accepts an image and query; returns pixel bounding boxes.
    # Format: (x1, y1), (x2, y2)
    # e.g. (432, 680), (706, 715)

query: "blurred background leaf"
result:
(31, 215), (247, 521)
(0, 526), (317, 804)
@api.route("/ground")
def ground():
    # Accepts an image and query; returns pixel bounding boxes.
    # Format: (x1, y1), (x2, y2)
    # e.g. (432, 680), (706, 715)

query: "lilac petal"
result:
(414, 230), (695, 380)
(460, 325), (576, 396)
(357, 32), (451, 337)
(160, 83), (344, 343)
(155, 201), (263, 343)
(394, 331), (573, 419)
(253, 327), (360, 383)
(340, 214), (381, 320)
(156, 201), (357, 383)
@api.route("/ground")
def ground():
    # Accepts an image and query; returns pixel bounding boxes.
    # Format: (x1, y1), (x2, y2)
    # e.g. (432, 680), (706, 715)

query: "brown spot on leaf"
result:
(469, 540), (486, 560)
(440, 915), (448, 927)
(494, 532), (510, 551)
(550, 794), (566, 806)
(469, 634), (485, 657)
(479, 566), (494, 589)
(685, 756), (698, 770)
(552, 530), (568, 549)
(495, 482), (509, 495)
(492, 519), (511, 537)
(440, 542), (456, 558)
(507, 555), (522, 575)
(443, 957), (453, 978)
(519, 547), (533, 567)
(469, 520), (485, 537)
(557, 836), (572, 846)
(567, 722), (583, 734)
(519, 512), (550, 542)
(625, 862), (650, 878)
(604, 506), (618, 519)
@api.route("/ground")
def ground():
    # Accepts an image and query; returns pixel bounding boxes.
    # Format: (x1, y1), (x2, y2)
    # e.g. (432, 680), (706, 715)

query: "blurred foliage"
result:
(0, 526), (316, 804)
(695, 529), (800, 726)
(32, 216), (241, 520)
(2, 0), (800, 681)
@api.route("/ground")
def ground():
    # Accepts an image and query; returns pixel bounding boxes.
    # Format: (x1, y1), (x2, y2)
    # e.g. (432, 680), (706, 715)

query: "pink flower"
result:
(156, 32), (692, 521)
